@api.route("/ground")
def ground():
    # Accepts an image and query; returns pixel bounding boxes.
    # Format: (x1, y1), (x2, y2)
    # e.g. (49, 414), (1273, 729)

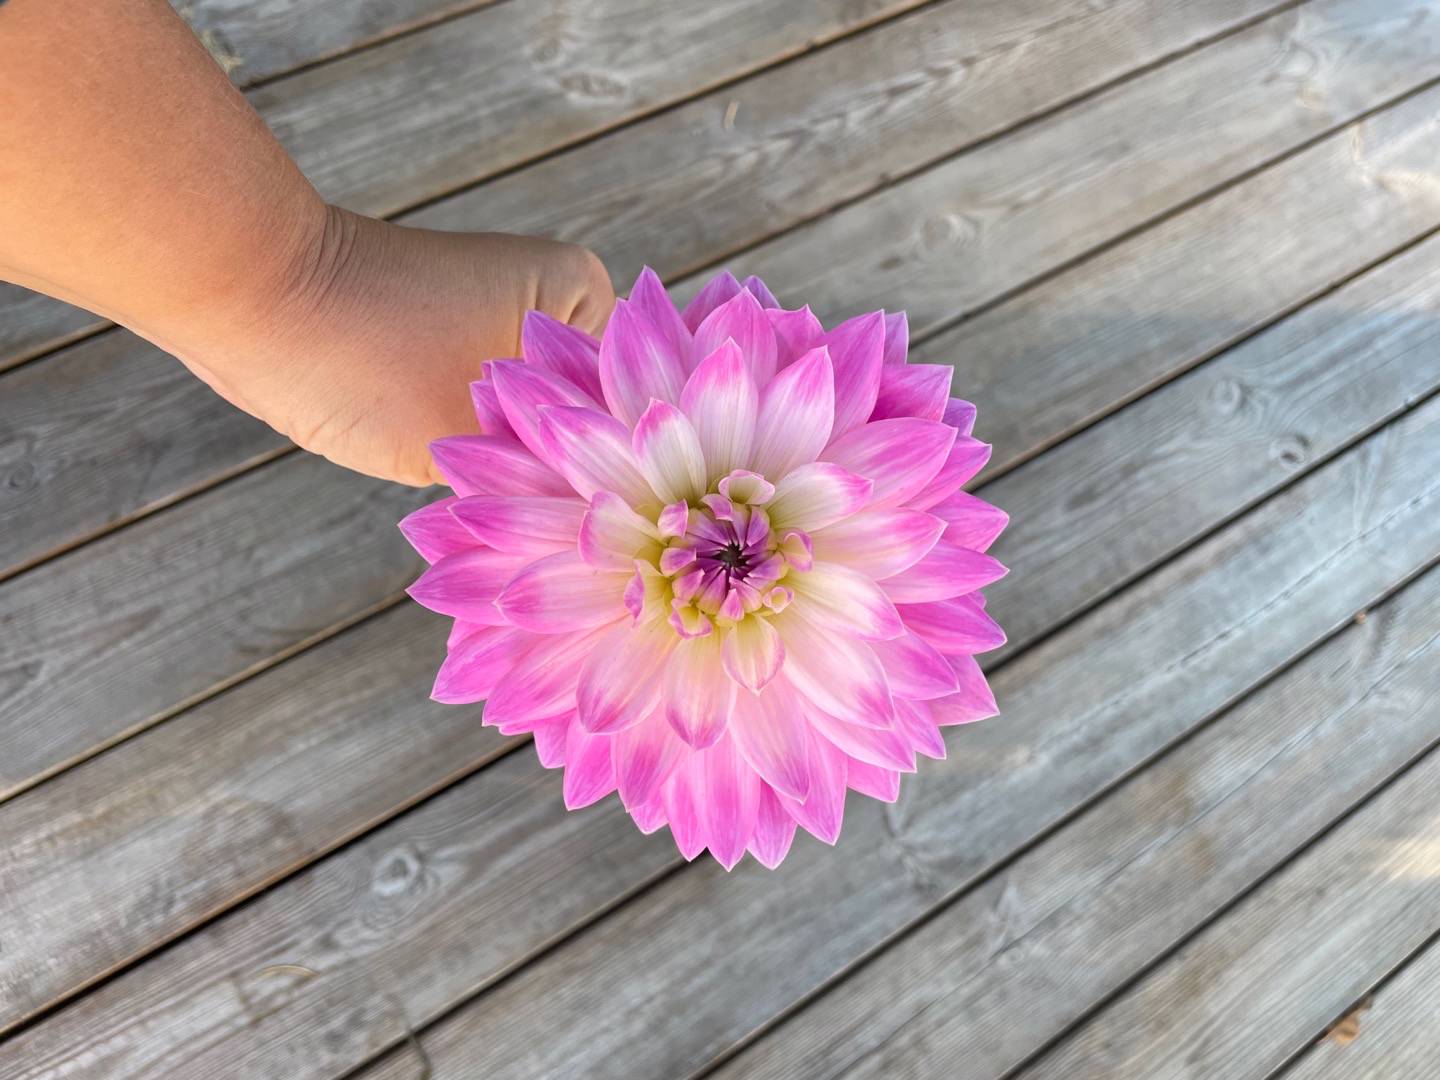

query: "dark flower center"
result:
(715, 542), (748, 572)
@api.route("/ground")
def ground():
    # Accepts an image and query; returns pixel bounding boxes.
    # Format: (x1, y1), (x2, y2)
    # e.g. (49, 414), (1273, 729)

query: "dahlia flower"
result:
(401, 268), (1008, 869)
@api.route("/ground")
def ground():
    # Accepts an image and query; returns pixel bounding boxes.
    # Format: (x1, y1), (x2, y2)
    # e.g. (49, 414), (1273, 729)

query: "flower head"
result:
(402, 269), (1008, 868)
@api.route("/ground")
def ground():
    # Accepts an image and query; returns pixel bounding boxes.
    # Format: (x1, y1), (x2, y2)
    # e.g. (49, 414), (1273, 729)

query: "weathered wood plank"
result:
(345, 384), (1440, 1080)
(0, 454), (427, 800)
(10, 348), (1437, 1074)
(712, 555), (1440, 1080)
(1018, 703), (1440, 1079)
(0, 0), (939, 372)
(1281, 935), (1440, 1080)
(3, 0), (1422, 581)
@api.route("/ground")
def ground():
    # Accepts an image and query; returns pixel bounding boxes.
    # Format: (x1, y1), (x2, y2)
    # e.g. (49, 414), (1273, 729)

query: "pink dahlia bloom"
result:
(401, 269), (1008, 869)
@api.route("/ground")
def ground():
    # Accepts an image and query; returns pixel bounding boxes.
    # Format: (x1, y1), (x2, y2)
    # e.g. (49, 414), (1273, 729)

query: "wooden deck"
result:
(3, 0), (1440, 1076)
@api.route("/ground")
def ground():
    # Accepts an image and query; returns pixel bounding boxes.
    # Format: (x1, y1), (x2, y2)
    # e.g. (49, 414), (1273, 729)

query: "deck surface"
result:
(3, 1), (1440, 1077)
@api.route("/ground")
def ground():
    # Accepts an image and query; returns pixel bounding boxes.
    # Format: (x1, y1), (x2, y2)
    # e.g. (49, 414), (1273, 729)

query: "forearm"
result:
(0, 0), (324, 358)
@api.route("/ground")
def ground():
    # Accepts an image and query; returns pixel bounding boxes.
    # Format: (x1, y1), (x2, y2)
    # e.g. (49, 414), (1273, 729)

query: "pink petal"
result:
(825, 310), (886, 435)
(407, 547), (529, 623)
(484, 628), (610, 728)
(881, 540), (1008, 603)
(522, 311), (605, 403)
(945, 397), (978, 437)
(721, 615), (786, 693)
(681, 340), (758, 481)
(470, 379), (516, 439)
(496, 550), (630, 632)
(868, 629), (962, 700)
(578, 491), (661, 571)
(749, 784), (798, 868)
(810, 509), (944, 579)
(663, 756), (708, 860)
(598, 299), (688, 427)
(751, 346), (836, 479)
(781, 735), (846, 845)
(741, 274), (781, 308)
(899, 594), (1007, 654)
(908, 436), (992, 510)
(577, 620), (674, 733)
(929, 654), (999, 725)
(430, 435), (572, 497)
(490, 359), (597, 467)
(431, 624), (532, 703)
(791, 561), (904, 640)
(767, 462), (873, 532)
(928, 490), (1010, 551)
(825, 418), (957, 509)
(846, 761), (901, 802)
(882, 311), (909, 366)
(633, 399), (708, 504)
(399, 497), (478, 563)
(701, 737), (761, 870)
(628, 793), (671, 834)
(562, 723), (616, 809)
(768, 305), (824, 369)
(532, 713), (573, 767)
(664, 633), (736, 749)
(450, 495), (586, 556)
(870, 363), (952, 422)
(538, 406), (654, 507)
(774, 611), (893, 729)
(893, 697), (947, 760)
(728, 679), (811, 801)
(807, 709), (916, 772)
(692, 288), (778, 386)
(626, 267), (692, 374)
(615, 712), (687, 809)
(680, 270), (743, 332)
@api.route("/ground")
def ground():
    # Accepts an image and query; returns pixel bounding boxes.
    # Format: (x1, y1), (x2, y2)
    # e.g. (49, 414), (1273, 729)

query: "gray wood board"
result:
(10, 351), (1439, 1076)
(713, 556), (1440, 1080)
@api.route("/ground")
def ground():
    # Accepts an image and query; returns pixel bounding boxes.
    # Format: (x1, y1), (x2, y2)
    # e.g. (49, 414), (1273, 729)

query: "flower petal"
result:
(490, 359), (597, 467)
(614, 712), (687, 809)
(825, 310), (886, 435)
(728, 679), (811, 801)
(945, 397), (978, 437)
(721, 614), (786, 693)
(749, 784), (798, 868)
(522, 310), (605, 403)
(578, 491), (661, 571)
(809, 508), (944, 579)
(430, 435), (571, 497)
(908, 435), (992, 510)
(773, 611), (893, 728)
(928, 490), (1010, 551)
(664, 633), (736, 749)
(751, 345), (836, 479)
(846, 760), (901, 802)
(577, 620), (674, 733)
(882, 311), (909, 366)
(407, 547), (528, 623)
(741, 274), (781, 308)
(767, 462), (873, 532)
(496, 550), (630, 632)
(598, 299), (688, 427)
(681, 340), (758, 482)
(881, 540), (1008, 603)
(868, 629), (962, 700)
(450, 495), (586, 556)
(399, 497), (478, 563)
(692, 288), (778, 386)
(893, 697), (947, 760)
(431, 624), (532, 704)
(531, 713), (573, 767)
(633, 399), (708, 504)
(562, 723), (617, 809)
(768, 305), (825, 370)
(790, 561), (904, 639)
(484, 627), (611, 728)
(663, 756), (708, 859)
(780, 735), (846, 845)
(626, 267), (692, 374)
(701, 737), (761, 870)
(470, 378), (516, 439)
(928, 654), (999, 725)
(538, 405), (655, 507)
(825, 418), (957, 509)
(680, 270), (743, 332)
(898, 594), (1007, 654)
(870, 363), (952, 422)
(807, 709), (916, 771)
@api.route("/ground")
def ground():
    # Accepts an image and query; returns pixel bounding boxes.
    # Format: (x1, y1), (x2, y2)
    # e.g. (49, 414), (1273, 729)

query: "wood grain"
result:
(713, 557), (1440, 1080)
(0, 453), (428, 800)
(1019, 697), (1440, 1079)
(10, 366), (1438, 1076)
(1281, 933), (1440, 1080)
(1, 0), (1417, 580)
(331, 293), (1440, 1080)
